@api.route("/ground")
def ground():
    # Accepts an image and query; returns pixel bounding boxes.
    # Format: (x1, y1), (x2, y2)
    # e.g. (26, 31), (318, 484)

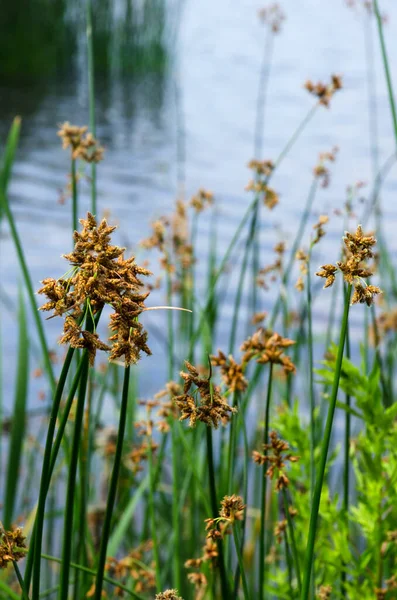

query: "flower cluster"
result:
(241, 329), (296, 375)
(257, 242), (285, 289)
(141, 199), (198, 290)
(0, 527), (27, 569)
(189, 188), (214, 213)
(316, 225), (382, 306)
(204, 495), (245, 541)
(38, 213), (152, 366)
(253, 430), (299, 490)
(258, 3), (286, 33)
(246, 159), (279, 209)
(58, 122), (104, 163)
(304, 74), (343, 107)
(174, 362), (236, 428)
(86, 540), (155, 597)
(156, 591), (184, 600)
(313, 147), (338, 188)
(210, 351), (248, 393)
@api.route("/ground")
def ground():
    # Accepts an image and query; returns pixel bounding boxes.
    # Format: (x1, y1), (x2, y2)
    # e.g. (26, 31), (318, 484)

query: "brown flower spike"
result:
(0, 527), (27, 569)
(174, 361), (236, 428)
(253, 430), (299, 491)
(38, 213), (152, 366)
(316, 225), (382, 306)
(241, 329), (296, 375)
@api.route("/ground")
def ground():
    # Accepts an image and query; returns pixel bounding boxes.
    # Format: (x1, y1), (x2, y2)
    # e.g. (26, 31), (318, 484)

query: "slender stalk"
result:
(58, 350), (90, 600)
(71, 158), (78, 235)
(27, 347), (76, 594)
(282, 488), (302, 594)
(93, 366), (131, 599)
(148, 426), (162, 591)
(232, 525), (250, 600)
(206, 426), (230, 599)
(284, 530), (294, 599)
(86, 0), (97, 215)
(13, 561), (29, 600)
(341, 319), (351, 597)
(259, 363), (273, 600)
(307, 248), (315, 498)
(270, 178), (318, 328)
(300, 285), (352, 600)
(0, 189), (56, 392)
(373, 0), (397, 151)
(191, 104), (319, 353)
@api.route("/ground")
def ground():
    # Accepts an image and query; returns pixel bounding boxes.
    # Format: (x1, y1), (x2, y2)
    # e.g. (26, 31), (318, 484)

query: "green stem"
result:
(300, 285), (352, 600)
(282, 488), (302, 594)
(307, 248), (315, 498)
(27, 346), (76, 595)
(71, 158), (78, 235)
(259, 363), (273, 600)
(232, 525), (250, 600)
(58, 352), (90, 600)
(93, 365), (131, 599)
(206, 426), (230, 599)
(373, 0), (397, 151)
(341, 318), (351, 598)
(13, 561), (29, 600)
(148, 427), (162, 591)
(0, 189), (56, 392)
(86, 0), (97, 215)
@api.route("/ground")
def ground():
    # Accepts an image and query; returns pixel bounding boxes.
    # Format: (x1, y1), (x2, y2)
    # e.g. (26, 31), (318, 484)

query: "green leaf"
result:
(3, 286), (29, 528)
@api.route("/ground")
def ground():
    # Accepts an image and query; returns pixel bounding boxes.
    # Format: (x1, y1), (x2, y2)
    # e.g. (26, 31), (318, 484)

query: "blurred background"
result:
(1, 0), (397, 411)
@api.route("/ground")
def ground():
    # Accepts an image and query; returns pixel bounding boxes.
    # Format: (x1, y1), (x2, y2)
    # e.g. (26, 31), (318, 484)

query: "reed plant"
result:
(1, 2), (397, 600)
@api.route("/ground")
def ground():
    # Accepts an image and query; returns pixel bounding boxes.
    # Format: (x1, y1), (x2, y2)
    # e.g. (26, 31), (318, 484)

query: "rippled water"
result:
(1, 0), (397, 411)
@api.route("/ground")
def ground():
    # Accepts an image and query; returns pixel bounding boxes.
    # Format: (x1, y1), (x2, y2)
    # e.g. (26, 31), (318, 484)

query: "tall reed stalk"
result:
(300, 284), (352, 599)
(93, 365), (131, 598)
(259, 363), (273, 600)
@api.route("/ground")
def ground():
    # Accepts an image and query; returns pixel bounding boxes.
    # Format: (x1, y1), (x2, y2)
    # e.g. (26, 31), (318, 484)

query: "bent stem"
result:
(300, 284), (352, 600)
(93, 365), (131, 599)
(259, 363), (273, 600)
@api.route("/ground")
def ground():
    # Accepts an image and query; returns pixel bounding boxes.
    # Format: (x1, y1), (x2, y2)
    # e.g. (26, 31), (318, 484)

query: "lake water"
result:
(1, 0), (397, 412)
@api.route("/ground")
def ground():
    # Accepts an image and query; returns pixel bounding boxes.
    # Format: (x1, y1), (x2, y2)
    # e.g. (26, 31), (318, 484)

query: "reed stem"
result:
(300, 285), (351, 600)
(93, 365), (131, 599)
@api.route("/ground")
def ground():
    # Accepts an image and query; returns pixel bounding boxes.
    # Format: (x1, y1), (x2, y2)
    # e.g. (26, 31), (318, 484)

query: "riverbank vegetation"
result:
(1, 1), (397, 599)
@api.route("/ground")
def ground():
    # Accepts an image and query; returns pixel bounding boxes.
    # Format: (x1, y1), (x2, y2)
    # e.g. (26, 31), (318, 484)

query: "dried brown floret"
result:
(175, 362), (237, 428)
(211, 351), (248, 392)
(220, 495), (245, 522)
(304, 74), (343, 107)
(274, 519), (287, 543)
(253, 431), (299, 491)
(351, 283), (382, 306)
(190, 188), (214, 213)
(317, 585), (332, 600)
(155, 590), (184, 600)
(316, 264), (338, 288)
(58, 122), (104, 163)
(0, 527), (27, 569)
(38, 213), (152, 366)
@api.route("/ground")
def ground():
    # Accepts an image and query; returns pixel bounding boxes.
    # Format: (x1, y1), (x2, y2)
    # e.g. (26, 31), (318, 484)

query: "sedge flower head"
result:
(58, 122), (104, 163)
(316, 225), (382, 307)
(38, 213), (152, 366)
(174, 362), (236, 428)
(0, 527), (27, 569)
